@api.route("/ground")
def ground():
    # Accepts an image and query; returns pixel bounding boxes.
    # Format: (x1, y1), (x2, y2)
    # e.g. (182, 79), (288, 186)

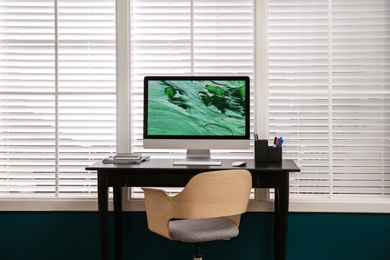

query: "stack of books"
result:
(102, 153), (150, 164)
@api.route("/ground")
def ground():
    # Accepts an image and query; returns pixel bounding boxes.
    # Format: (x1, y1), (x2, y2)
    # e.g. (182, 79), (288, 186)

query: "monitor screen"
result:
(143, 76), (250, 158)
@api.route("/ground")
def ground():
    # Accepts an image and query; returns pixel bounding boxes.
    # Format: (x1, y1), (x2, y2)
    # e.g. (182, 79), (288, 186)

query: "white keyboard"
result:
(173, 160), (222, 166)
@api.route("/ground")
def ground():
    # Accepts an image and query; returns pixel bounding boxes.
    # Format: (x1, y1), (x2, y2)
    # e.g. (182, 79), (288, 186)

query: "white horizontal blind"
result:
(130, 0), (254, 197)
(0, 0), (116, 197)
(57, 0), (116, 196)
(130, 0), (254, 158)
(268, 0), (390, 198)
(0, 1), (56, 196)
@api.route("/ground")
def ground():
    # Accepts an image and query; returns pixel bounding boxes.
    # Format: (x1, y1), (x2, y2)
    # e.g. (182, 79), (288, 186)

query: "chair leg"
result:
(193, 242), (202, 260)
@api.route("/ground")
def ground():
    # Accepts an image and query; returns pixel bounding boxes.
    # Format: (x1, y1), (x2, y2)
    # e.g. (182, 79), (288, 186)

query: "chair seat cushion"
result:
(169, 217), (239, 243)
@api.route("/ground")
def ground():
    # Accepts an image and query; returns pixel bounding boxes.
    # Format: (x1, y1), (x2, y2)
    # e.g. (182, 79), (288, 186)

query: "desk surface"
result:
(86, 158), (300, 172)
(86, 159), (300, 188)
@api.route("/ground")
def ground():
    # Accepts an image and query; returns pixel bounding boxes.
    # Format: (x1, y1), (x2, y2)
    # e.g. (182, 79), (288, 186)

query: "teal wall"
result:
(0, 212), (389, 260)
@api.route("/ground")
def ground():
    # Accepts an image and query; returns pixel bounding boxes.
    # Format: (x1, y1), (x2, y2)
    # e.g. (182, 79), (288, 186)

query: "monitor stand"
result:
(186, 149), (211, 160)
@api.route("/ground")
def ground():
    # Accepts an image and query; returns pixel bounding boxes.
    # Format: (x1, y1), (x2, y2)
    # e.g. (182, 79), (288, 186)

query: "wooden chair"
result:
(142, 169), (252, 260)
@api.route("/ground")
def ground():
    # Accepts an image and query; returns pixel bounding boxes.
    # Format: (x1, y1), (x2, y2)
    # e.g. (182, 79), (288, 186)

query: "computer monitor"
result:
(143, 76), (250, 159)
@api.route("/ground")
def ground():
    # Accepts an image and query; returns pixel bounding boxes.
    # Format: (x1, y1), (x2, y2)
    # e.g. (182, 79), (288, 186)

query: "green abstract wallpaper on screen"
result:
(147, 80), (247, 136)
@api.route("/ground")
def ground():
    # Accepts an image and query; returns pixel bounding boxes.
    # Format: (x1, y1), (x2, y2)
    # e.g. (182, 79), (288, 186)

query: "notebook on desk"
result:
(102, 155), (150, 164)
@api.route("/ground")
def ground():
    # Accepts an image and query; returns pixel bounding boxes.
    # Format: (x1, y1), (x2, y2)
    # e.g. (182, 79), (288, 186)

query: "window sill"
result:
(0, 196), (389, 213)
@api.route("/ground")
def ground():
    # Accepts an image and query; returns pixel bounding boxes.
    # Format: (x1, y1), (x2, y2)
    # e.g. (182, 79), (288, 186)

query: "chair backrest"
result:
(142, 169), (252, 240)
(169, 169), (252, 221)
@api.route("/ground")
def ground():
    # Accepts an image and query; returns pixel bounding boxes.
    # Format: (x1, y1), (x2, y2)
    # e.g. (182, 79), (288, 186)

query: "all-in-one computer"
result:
(143, 76), (250, 164)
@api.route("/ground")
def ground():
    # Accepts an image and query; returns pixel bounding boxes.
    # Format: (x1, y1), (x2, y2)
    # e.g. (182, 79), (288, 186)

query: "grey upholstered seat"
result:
(169, 217), (239, 243)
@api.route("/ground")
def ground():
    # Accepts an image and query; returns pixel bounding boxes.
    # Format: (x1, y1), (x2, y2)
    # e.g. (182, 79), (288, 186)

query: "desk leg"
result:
(274, 174), (289, 260)
(114, 186), (123, 260)
(98, 172), (110, 260)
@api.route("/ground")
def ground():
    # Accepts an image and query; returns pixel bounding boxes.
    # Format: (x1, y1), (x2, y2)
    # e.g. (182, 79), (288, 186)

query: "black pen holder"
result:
(254, 139), (282, 162)
(268, 146), (282, 162)
(254, 140), (269, 162)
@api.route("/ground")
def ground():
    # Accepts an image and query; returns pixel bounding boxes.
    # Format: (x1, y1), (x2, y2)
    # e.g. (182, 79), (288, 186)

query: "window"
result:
(0, 0), (116, 198)
(1, 0), (389, 213)
(267, 0), (390, 205)
(129, 0), (254, 157)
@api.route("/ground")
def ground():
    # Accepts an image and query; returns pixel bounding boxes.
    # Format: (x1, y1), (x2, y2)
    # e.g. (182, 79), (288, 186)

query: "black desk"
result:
(86, 159), (300, 260)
